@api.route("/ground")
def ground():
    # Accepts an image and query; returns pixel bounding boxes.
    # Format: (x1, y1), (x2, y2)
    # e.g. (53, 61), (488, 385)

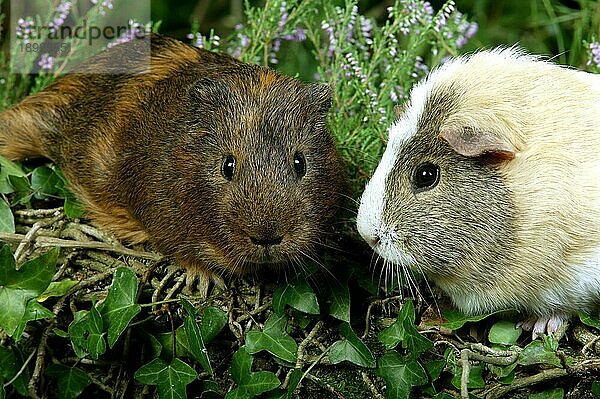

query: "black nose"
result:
(250, 235), (284, 246)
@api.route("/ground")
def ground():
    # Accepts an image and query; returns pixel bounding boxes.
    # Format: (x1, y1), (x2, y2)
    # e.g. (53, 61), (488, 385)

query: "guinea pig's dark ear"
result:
(306, 83), (333, 115)
(439, 126), (516, 161)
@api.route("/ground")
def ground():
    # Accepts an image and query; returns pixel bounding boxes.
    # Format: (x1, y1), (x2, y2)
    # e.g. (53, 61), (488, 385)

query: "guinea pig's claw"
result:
(183, 270), (226, 298)
(518, 315), (567, 340)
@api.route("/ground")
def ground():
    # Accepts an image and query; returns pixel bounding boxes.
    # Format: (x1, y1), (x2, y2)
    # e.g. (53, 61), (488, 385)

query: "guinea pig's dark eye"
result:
(221, 155), (236, 181)
(412, 162), (440, 191)
(293, 151), (306, 178)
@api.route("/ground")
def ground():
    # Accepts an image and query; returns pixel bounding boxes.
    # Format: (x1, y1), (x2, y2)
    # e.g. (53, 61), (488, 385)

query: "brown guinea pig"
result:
(0, 34), (345, 281)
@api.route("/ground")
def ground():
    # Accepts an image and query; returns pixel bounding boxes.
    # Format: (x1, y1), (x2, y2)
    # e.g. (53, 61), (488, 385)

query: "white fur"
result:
(357, 47), (600, 326)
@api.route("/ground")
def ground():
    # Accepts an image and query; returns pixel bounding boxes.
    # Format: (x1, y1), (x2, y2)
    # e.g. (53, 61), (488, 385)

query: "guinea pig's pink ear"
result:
(439, 126), (516, 161)
(306, 83), (333, 115)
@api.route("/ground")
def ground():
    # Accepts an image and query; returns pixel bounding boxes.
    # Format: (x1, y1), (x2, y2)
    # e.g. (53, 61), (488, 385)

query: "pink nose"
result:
(366, 235), (381, 248)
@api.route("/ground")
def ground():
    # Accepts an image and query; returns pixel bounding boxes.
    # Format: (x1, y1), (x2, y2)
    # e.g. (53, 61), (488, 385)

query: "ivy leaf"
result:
(323, 281), (350, 323)
(518, 340), (561, 367)
(100, 267), (141, 348)
(38, 280), (79, 302)
(488, 321), (522, 345)
(87, 305), (107, 359)
(246, 314), (297, 363)
(451, 363), (485, 390)
(245, 371), (280, 396)
(591, 381), (600, 398)
(230, 347), (253, 385)
(8, 175), (32, 206)
(329, 322), (375, 368)
(0, 156), (26, 194)
(31, 165), (61, 199)
(68, 307), (107, 360)
(224, 387), (252, 399)
(377, 351), (428, 399)
(579, 312), (600, 330)
(528, 388), (564, 399)
(134, 358), (197, 399)
(181, 299), (212, 374)
(227, 347), (281, 398)
(46, 364), (92, 399)
(0, 347), (29, 396)
(272, 281), (319, 315)
(0, 246), (57, 336)
(378, 300), (432, 357)
(0, 198), (14, 233)
(200, 306), (228, 343)
(12, 300), (53, 339)
(439, 309), (503, 330)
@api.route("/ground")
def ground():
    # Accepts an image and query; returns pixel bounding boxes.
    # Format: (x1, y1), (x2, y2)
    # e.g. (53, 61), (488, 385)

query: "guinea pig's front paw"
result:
(183, 269), (226, 298)
(518, 314), (569, 340)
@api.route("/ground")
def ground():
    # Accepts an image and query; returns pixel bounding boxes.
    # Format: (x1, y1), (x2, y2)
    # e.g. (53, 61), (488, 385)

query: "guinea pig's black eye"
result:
(293, 151), (306, 178)
(412, 162), (440, 191)
(221, 155), (236, 181)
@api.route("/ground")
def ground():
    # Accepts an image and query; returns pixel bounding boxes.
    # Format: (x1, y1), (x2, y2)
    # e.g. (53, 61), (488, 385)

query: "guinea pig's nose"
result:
(250, 235), (284, 246)
(365, 235), (381, 248)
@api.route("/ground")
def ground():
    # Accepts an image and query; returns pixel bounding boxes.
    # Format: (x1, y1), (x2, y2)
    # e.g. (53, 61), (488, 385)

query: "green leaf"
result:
(200, 306), (228, 343)
(0, 347), (29, 396)
(518, 340), (562, 367)
(272, 281), (319, 315)
(63, 194), (85, 219)
(377, 351), (428, 399)
(134, 358), (197, 399)
(323, 281), (351, 323)
(0, 156), (26, 194)
(528, 388), (564, 399)
(68, 307), (107, 360)
(228, 347), (280, 398)
(0, 246), (57, 336)
(579, 312), (600, 330)
(246, 314), (297, 363)
(378, 300), (432, 357)
(488, 321), (522, 345)
(329, 322), (375, 368)
(46, 364), (92, 399)
(230, 347), (253, 385)
(245, 371), (280, 395)
(0, 198), (14, 233)
(181, 299), (212, 374)
(8, 175), (32, 206)
(592, 381), (600, 398)
(12, 300), (53, 339)
(31, 165), (61, 199)
(425, 360), (446, 382)
(69, 311), (91, 358)
(439, 308), (502, 330)
(87, 305), (107, 359)
(38, 280), (79, 302)
(451, 363), (485, 390)
(225, 387), (252, 399)
(100, 267), (141, 348)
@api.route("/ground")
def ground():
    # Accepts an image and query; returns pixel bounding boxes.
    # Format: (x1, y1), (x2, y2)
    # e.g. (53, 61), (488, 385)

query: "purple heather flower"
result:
(590, 42), (600, 67)
(107, 20), (151, 48)
(38, 53), (54, 71)
(278, 2), (288, 28)
(16, 17), (35, 42)
(91, 0), (113, 16)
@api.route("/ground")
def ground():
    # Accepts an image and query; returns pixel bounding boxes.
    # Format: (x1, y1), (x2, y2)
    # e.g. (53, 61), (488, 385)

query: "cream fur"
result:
(359, 47), (600, 320)
(435, 48), (600, 315)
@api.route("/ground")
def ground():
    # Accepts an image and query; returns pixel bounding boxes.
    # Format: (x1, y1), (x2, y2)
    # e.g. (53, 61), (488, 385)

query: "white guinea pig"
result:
(356, 47), (600, 337)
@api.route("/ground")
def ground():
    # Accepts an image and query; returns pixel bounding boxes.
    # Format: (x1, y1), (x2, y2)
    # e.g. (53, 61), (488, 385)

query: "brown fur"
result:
(0, 34), (345, 276)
